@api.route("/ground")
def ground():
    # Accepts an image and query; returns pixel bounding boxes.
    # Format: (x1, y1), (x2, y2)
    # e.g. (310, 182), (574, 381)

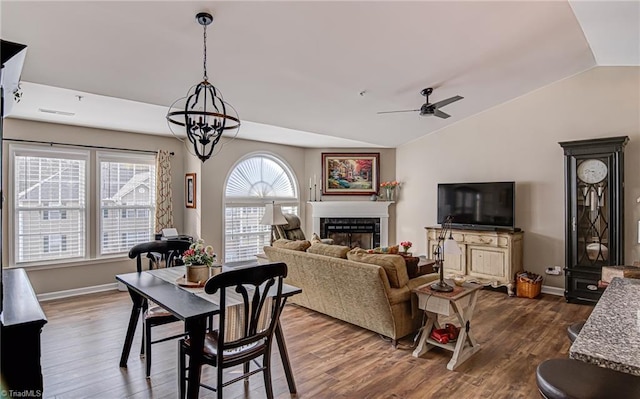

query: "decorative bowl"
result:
(586, 243), (608, 261)
(453, 275), (466, 286)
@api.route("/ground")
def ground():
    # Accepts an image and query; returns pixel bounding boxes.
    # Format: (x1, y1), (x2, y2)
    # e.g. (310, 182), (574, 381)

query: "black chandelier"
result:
(166, 12), (240, 162)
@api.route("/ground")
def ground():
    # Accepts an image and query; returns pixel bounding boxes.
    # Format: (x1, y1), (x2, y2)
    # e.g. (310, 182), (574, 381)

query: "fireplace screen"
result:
(321, 217), (380, 249)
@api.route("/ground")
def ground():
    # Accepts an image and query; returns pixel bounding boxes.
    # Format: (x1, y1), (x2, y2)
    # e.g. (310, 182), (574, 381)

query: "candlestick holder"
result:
(309, 187), (312, 202)
(313, 184), (317, 201)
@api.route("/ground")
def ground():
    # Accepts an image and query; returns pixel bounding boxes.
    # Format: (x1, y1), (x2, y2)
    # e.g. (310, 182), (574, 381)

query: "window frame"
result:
(97, 151), (156, 257)
(223, 153), (300, 262)
(9, 144), (90, 266)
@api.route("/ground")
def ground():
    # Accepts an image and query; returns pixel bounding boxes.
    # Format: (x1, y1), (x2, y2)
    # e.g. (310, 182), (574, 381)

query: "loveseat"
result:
(263, 242), (439, 343)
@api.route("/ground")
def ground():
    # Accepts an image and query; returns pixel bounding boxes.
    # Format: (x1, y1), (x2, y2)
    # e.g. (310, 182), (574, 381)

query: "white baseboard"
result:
(541, 285), (564, 297)
(37, 282), (119, 302)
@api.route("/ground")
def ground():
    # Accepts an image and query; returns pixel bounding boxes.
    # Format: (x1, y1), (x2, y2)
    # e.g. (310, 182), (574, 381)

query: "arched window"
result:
(224, 154), (298, 262)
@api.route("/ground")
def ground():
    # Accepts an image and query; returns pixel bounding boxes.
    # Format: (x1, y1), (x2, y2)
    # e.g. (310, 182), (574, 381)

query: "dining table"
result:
(116, 264), (302, 399)
(570, 277), (640, 376)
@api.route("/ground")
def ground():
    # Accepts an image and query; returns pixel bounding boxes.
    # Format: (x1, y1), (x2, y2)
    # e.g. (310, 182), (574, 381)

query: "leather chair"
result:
(128, 239), (192, 377)
(274, 213), (333, 244)
(178, 262), (288, 399)
(536, 358), (640, 398)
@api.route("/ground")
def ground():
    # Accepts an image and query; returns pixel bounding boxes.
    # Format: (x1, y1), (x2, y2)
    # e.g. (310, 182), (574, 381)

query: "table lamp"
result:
(261, 202), (287, 245)
(431, 215), (462, 292)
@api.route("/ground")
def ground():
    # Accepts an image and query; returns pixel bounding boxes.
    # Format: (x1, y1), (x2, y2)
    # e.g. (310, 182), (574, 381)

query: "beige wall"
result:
(196, 140), (398, 260)
(2, 119), (186, 294)
(302, 148), (397, 241)
(396, 66), (640, 289)
(7, 67), (634, 295)
(182, 142), (202, 240)
(0, 119), (397, 294)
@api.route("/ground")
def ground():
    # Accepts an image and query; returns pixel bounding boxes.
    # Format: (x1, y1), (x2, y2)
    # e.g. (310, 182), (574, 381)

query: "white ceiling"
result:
(1, 1), (638, 149)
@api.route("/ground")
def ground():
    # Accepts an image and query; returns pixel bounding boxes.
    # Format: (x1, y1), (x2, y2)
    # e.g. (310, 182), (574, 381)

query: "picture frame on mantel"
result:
(185, 173), (196, 208)
(322, 152), (379, 195)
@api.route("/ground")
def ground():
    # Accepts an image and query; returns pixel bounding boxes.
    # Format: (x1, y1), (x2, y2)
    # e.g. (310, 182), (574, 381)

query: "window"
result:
(12, 147), (88, 264)
(43, 209), (67, 220)
(99, 153), (156, 255)
(10, 145), (158, 265)
(43, 234), (67, 253)
(224, 154), (298, 262)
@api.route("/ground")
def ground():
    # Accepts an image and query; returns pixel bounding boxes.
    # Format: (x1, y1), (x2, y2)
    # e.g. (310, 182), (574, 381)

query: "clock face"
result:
(577, 159), (608, 184)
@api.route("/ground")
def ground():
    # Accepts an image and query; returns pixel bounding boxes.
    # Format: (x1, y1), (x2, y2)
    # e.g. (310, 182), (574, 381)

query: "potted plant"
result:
(400, 240), (412, 256)
(182, 239), (217, 283)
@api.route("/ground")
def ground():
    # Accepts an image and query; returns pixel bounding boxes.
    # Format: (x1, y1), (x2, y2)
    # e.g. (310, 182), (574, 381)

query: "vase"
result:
(384, 187), (396, 201)
(186, 263), (210, 283)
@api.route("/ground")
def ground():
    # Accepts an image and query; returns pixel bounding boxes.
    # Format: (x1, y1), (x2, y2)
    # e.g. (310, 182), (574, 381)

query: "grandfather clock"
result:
(559, 136), (628, 303)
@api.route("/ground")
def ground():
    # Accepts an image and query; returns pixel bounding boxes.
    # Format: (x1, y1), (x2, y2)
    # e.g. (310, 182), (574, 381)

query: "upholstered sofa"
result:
(263, 243), (439, 343)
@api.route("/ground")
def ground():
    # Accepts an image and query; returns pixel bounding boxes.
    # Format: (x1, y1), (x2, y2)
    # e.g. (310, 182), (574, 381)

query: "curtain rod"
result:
(2, 138), (175, 156)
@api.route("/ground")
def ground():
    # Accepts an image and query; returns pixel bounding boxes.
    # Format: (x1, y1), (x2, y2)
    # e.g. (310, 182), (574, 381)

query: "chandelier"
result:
(166, 12), (240, 162)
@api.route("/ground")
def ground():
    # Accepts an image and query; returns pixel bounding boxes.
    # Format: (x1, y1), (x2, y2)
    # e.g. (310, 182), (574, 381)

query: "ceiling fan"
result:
(377, 88), (463, 119)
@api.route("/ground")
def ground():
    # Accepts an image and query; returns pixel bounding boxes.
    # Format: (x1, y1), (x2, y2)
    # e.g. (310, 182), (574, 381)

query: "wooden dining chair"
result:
(178, 262), (288, 399)
(128, 239), (192, 377)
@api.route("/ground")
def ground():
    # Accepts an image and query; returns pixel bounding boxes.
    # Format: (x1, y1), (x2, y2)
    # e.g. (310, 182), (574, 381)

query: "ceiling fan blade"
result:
(430, 95), (463, 109)
(377, 109), (420, 114)
(434, 109), (451, 119)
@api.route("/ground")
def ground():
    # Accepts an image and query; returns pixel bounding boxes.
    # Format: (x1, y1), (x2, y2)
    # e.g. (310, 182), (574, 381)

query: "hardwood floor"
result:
(39, 289), (592, 398)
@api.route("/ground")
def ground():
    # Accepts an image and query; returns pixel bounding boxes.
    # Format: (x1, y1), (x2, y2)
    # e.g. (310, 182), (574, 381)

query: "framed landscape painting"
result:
(322, 153), (379, 195)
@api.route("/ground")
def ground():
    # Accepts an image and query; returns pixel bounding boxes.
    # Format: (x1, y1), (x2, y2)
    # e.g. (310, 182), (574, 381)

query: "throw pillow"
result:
(347, 248), (409, 288)
(307, 243), (351, 259)
(272, 239), (311, 252)
(310, 233), (323, 245)
(367, 245), (400, 254)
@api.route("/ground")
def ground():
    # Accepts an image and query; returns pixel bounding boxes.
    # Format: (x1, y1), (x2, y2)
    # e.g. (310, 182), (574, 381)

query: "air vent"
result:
(38, 108), (75, 116)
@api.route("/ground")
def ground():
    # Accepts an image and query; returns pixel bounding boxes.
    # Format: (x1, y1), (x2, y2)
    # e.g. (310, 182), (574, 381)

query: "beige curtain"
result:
(155, 150), (173, 232)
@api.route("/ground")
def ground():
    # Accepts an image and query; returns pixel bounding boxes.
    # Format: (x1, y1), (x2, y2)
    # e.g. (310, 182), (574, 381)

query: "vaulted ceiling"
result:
(2, 1), (638, 148)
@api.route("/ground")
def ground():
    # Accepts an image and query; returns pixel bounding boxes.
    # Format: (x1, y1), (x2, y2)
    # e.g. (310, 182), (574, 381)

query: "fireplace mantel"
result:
(308, 201), (393, 246)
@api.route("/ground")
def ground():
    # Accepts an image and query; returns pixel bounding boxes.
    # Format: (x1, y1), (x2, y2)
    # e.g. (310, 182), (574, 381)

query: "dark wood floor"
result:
(39, 288), (592, 398)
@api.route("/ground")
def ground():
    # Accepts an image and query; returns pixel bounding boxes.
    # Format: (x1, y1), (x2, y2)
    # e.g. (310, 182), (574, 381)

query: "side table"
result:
(412, 281), (482, 370)
(400, 255), (436, 279)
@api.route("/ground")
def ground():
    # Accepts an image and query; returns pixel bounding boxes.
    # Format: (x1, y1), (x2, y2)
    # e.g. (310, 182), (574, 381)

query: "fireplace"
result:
(308, 201), (392, 247)
(321, 218), (380, 249)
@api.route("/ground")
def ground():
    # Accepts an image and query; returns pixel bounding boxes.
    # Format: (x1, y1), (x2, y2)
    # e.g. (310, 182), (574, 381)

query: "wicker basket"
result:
(516, 275), (542, 298)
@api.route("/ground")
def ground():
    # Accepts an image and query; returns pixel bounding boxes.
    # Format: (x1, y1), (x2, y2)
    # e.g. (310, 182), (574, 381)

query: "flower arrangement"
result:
(380, 181), (401, 188)
(400, 241), (412, 253)
(380, 181), (401, 201)
(182, 239), (216, 266)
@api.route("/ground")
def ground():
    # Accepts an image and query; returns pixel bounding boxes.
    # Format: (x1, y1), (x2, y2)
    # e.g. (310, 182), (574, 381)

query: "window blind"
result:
(223, 154), (300, 262)
(99, 153), (156, 255)
(13, 149), (88, 263)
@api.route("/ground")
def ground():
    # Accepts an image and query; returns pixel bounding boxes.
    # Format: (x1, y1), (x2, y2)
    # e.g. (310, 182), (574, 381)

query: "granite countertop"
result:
(570, 277), (640, 376)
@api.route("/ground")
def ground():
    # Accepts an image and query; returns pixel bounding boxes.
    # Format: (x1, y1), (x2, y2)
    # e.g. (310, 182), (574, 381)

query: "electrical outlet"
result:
(545, 266), (562, 276)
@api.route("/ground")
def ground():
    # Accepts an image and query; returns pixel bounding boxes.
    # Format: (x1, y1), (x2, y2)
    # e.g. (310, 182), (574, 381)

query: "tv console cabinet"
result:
(425, 227), (524, 296)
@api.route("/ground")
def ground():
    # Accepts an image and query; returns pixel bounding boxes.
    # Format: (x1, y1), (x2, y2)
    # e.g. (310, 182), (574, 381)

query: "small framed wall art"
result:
(322, 152), (379, 195)
(185, 173), (196, 208)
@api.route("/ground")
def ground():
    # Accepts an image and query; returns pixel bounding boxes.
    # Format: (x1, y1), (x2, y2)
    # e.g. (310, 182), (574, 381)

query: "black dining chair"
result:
(128, 239), (192, 377)
(178, 262), (288, 399)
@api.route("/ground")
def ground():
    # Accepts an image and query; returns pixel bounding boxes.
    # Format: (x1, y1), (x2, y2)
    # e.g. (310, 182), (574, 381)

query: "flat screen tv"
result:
(437, 182), (516, 231)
